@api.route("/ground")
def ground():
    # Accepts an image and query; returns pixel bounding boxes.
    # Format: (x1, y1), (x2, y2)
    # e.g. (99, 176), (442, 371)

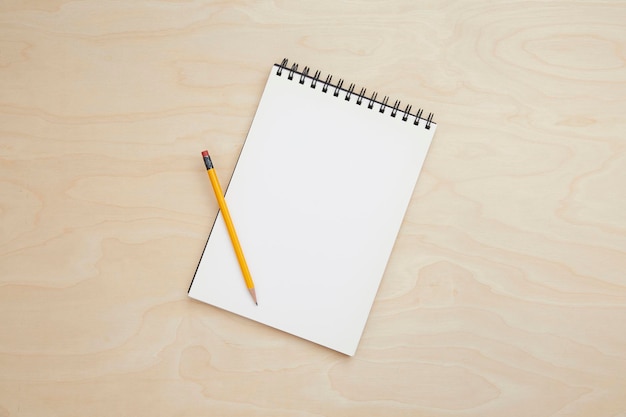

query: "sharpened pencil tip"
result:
(248, 287), (258, 306)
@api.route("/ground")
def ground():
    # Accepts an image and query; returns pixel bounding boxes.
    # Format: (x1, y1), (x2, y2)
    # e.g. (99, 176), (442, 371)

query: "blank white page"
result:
(189, 62), (436, 356)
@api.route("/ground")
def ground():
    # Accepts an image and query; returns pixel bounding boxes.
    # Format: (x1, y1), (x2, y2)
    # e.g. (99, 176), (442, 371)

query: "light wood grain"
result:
(1, 1), (625, 416)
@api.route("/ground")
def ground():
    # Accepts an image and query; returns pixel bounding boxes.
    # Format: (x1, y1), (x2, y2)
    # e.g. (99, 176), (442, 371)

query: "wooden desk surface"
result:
(1, 1), (625, 416)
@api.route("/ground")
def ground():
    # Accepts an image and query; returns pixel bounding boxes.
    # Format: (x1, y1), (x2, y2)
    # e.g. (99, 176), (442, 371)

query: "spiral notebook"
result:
(188, 59), (437, 356)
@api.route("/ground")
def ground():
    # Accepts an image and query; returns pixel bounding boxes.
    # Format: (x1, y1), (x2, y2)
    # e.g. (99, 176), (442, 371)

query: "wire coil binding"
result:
(275, 58), (434, 130)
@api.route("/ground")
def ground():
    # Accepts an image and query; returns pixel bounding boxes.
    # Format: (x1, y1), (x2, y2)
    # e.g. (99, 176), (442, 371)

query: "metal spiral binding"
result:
(288, 63), (298, 80)
(379, 96), (389, 113)
(391, 100), (401, 118)
(368, 92), (378, 110)
(275, 58), (434, 129)
(333, 79), (344, 97)
(322, 75), (332, 93)
(311, 70), (321, 89)
(357, 88), (366, 105)
(345, 83), (355, 101)
(299, 67), (309, 84)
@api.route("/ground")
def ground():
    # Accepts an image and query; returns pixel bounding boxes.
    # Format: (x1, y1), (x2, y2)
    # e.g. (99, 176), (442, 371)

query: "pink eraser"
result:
(201, 150), (209, 157)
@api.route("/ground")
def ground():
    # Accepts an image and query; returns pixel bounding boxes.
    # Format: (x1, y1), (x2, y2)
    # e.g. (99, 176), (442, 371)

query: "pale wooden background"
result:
(1, 1), (625, 416)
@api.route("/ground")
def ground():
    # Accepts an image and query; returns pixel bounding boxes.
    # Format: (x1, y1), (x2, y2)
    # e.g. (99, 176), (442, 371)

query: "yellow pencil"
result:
(202, 150), (257, 305)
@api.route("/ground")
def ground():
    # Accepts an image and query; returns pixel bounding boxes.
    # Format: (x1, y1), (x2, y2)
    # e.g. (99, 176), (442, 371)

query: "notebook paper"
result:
(188, 60), (436, 355)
